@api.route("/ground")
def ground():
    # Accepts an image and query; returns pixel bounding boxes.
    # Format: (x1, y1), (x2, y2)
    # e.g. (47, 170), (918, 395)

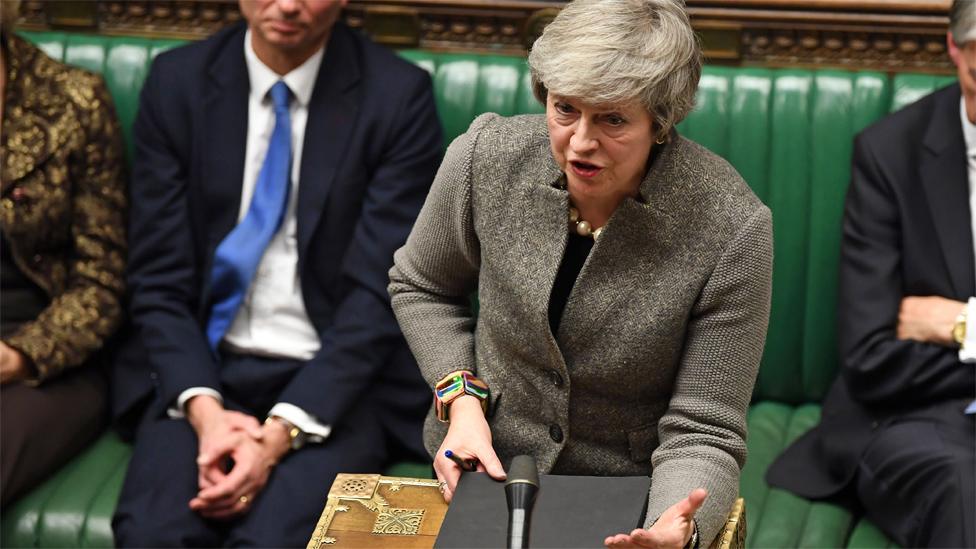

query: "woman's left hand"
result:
(604, 488), (707, 549)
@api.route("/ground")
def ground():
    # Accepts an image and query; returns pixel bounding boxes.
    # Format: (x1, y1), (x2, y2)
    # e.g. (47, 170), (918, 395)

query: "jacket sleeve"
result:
(645, 206), (773, 546)
(837, 134), (973, 406)
(387, 114), (498, 389)
(275, 69), (444, 425)
(125, 58), (221, 406)
(6, 74), (127, 383)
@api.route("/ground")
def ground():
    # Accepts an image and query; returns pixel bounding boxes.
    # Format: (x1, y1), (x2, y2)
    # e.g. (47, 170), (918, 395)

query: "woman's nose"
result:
(570, 119), (599, 153)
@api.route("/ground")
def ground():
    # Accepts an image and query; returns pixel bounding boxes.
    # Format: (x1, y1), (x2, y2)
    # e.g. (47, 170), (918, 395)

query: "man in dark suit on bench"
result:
(111, 0), (442, 545)
(768, 2), (975, 547)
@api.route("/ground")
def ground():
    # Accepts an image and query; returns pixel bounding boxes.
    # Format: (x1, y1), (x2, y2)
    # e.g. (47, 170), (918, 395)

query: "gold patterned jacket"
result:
(1, 33), (126, 383)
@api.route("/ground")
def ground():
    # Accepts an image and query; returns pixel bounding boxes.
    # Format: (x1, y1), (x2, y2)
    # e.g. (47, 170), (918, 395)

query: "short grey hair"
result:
(950, 0), (976, 45)
(527, 0), (702, 138)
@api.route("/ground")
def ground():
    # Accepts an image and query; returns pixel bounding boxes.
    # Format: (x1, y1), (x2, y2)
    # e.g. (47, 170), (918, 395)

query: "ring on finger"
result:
(438, 481), (447, 493)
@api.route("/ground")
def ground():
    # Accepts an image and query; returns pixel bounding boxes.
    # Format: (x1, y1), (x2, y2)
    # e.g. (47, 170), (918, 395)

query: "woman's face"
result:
(546, 93), (655, 202)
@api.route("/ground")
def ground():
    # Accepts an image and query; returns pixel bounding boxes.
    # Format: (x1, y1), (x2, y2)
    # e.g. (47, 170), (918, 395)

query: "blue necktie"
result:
(206, 81), (292, 352)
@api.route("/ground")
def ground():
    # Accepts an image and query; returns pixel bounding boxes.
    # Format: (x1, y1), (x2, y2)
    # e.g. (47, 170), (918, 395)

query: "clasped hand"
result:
(186, 396), (292, 519)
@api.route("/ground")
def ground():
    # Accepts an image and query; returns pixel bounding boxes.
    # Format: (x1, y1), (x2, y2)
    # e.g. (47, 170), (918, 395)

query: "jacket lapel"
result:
(921, 85), (974, 298)
(203, 25), (249, 256)
(556, 138), (678, 354)
(296, 24), (361, 262)
(514, 158), (570, 329)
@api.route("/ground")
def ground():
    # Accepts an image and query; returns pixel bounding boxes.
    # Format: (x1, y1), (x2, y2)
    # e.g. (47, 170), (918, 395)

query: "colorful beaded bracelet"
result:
(434, 370), (489, 422)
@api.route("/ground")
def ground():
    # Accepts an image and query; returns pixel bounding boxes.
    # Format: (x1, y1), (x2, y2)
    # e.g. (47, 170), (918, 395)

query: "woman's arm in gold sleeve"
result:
(5, 74), (127, 382)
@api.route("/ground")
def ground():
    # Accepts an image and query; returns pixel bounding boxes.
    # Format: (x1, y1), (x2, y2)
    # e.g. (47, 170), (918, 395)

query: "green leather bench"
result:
(2, 30), (954, 548)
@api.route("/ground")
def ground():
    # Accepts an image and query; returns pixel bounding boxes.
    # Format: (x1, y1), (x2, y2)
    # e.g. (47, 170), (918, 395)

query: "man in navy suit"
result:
(768, 2), (975, 546)
(111, 0), (441, 545)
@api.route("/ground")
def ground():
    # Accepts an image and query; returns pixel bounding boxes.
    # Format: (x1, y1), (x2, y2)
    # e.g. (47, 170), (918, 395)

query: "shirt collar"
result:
(961, 95), (976, 159)
(243, 29), (325, 107)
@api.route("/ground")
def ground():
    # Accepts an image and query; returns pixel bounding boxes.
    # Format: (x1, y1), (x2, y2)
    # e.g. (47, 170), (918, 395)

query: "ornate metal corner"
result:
(372, 508), (426, 535)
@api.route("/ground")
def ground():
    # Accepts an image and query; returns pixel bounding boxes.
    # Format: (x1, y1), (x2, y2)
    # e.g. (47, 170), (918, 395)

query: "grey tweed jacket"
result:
(388, 113), (772, 545)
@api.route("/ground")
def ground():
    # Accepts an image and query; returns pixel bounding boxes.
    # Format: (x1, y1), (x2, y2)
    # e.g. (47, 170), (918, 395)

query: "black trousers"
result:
(112, 354), (391, 548)
(1, 366), (107, 506)
(856, 401), (975, 548)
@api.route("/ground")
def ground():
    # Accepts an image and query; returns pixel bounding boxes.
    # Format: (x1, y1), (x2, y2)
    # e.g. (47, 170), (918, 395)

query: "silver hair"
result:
(527, 0), (702, 138)
(951, 0), (976, 45)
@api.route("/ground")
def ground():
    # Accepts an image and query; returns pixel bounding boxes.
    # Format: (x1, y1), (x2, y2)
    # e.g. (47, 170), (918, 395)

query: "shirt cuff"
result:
(268, 402), (331, 443)
(959, 297), (976, 363)
(167, 387), (224, 419)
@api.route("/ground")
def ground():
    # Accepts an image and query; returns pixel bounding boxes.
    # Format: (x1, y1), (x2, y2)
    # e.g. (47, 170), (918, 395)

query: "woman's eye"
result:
(555, 102), (575, 115)
(605, 115), (625, 126)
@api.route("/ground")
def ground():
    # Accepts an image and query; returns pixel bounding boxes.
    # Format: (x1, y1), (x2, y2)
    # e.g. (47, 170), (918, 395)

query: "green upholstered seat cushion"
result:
(846, 518), (901, 549)
(741, 403), (855, 548)
(1, 432), (129, 549)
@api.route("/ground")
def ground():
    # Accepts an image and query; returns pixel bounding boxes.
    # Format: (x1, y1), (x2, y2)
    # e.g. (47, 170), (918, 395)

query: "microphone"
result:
(505, 455), (539, 549)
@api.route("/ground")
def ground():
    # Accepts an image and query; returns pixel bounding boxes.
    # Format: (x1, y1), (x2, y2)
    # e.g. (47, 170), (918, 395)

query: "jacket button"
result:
(870, 421), (879, 430)
(32, 254), (42, 264)
(548, 370), (563, 387)
(549, 424), (563, 443)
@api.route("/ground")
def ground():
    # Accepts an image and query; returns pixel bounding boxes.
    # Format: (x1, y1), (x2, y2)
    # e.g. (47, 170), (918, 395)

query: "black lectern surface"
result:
(434, 473), (651, 548)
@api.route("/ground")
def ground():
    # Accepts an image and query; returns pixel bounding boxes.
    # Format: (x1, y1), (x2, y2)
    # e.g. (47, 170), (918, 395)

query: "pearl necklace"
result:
(568, 206), (604, 239)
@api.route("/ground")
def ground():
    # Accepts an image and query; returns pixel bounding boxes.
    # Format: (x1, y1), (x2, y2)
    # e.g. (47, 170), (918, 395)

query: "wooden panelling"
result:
(16, 0), (955, 73)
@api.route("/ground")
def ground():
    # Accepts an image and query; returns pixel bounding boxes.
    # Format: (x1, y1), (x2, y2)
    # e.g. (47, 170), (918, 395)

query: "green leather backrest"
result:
(399, 51), (544, 148)
(687, 69), (867, 403)
(684, 68), (954, 403)
(22, 31), (185, 160)
(20, 31), (957, 405)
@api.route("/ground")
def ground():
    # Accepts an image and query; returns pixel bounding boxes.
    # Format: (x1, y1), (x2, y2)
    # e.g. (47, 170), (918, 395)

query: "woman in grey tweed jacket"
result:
(389, 1), (772, 547)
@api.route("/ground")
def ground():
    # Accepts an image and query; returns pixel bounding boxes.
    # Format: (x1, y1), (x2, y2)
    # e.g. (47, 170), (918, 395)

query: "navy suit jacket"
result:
(767, 84), (975, 499)
(112, 22), (441, 454)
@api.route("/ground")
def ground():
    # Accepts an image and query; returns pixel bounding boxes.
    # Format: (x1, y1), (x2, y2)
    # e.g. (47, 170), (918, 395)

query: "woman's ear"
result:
(652, 122), (668, 145)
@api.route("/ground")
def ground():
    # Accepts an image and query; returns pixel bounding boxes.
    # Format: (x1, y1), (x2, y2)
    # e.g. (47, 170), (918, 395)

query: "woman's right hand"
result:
(434, 395), (506, 502)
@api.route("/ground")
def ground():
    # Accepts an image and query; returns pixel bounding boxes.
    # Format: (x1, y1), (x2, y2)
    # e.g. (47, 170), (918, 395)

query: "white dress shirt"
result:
(170, 31), (331, 441)
(958, 97), (976, 365)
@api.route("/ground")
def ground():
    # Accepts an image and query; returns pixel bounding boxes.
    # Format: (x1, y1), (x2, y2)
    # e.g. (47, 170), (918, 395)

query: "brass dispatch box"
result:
(308, 474), (745, 549)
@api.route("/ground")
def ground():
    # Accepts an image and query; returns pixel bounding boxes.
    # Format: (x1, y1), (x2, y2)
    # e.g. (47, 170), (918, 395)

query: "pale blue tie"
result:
(206, 81), (292, 352)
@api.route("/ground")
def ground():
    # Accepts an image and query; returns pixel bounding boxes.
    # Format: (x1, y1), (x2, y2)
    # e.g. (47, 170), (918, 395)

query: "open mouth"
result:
(570, 160), (602, 178)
